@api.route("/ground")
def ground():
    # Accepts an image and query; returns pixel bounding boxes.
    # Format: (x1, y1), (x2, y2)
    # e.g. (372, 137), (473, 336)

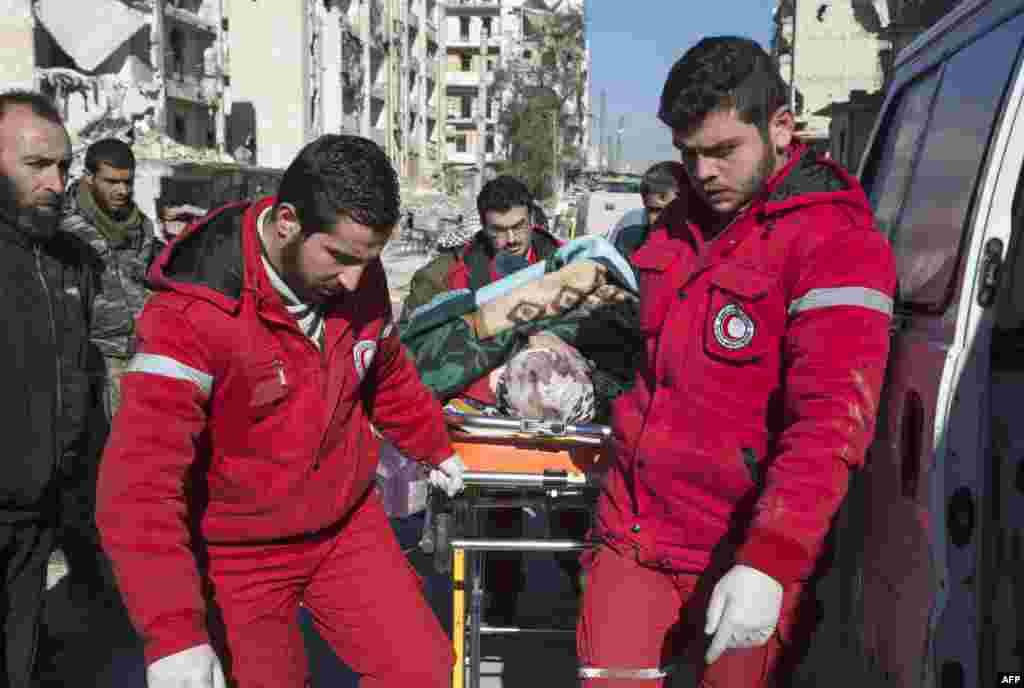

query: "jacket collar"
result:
(0, 213), (33, 251)
(147, 197), (381, 348)
(147, 197), (264, 315)
(637, 144), (872, 261)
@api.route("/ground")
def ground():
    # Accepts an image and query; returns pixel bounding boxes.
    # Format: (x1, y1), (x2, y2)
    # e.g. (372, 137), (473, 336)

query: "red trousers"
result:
(577, 545), (813, 688)
(201, 492), (453, 687)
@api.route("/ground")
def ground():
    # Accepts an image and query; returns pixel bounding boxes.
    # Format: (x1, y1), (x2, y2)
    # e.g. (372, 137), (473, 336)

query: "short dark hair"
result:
(640, 161), (685, 196)
(658, 36), (789, 134)
(0, 90), (63, 126)
(477, 175), (534, 224)
(275, 134), (400, 234)
(85, 138), (136, 174)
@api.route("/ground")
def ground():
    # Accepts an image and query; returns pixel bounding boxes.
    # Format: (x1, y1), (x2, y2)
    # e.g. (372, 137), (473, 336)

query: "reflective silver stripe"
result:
(578, 665), (674, 680)
(127, 353), (213, 396)
(788, 287), (893, 317)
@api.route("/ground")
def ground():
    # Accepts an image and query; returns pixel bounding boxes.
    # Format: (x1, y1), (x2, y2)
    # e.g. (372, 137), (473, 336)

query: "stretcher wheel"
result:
(433, 512), (452, 575)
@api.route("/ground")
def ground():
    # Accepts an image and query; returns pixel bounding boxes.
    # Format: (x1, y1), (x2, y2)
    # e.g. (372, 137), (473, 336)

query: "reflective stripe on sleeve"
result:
(788, 287), (893, 318)
(126, 353), (214, 396)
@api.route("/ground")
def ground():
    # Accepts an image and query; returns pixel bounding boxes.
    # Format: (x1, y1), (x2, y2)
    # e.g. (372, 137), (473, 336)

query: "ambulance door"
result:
(857, 16), (1024, 688)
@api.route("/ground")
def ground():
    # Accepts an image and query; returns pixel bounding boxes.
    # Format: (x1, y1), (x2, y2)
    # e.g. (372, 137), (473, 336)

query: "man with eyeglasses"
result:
(399, 174), (565, 626)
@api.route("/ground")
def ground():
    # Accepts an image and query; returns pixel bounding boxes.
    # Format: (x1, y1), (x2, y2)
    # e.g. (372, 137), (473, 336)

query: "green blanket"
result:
(400, 236), (643, 421)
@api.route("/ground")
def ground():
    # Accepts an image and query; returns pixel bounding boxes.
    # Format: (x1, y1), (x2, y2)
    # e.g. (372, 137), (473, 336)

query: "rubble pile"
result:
(132, 128), (237, 166)
(383, 188), (480, 310)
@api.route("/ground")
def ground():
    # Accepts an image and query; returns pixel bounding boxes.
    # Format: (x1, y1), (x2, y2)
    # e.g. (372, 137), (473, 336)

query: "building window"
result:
(459, 17), (470, 40)
(486, 135), (494, 153)
(456, 135), (467, 153)
(523, 49), (532, 60)
(461, 54), (472, 71)
(487, 59), (494, 70)
(461, 96), (472, 119)
(482, 17), (492, 38)
(168, 28), (185, 78)
(486, 98), (493, 118)
(174, 114), (187, 142)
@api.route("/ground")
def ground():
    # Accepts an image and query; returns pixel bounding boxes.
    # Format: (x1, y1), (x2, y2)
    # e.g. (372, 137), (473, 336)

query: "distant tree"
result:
(492, 4), (586, 198)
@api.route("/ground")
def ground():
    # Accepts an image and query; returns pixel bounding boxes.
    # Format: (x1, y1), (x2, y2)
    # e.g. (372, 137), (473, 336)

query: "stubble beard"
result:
(280, 236), (316, 303)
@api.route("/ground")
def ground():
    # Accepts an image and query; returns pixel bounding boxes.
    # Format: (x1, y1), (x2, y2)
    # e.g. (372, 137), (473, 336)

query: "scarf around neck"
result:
(77, 182), (143, 246)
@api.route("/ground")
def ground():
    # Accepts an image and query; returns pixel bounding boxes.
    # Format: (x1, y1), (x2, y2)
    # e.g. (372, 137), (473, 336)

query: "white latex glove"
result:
(704, 564), (784, 665)
(147, 643), (227, 688)
(428, 454), (466, 497)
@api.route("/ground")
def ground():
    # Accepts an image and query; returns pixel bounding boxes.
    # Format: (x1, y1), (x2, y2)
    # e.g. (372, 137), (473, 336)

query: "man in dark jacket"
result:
(0, 90), (98, 688)
(57, 136), (162, 624)
(61, 137), (160, 416)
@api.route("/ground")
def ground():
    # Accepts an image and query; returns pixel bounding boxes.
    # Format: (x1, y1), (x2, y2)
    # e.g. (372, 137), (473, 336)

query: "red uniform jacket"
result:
(594, 145), (896, 586)
(442, 227), (562, 405)
(95, 197), (453, 664)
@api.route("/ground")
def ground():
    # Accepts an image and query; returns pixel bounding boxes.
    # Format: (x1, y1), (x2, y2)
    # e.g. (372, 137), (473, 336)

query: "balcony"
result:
(164, 4), (217, 34)
(444, 0), (500, 15)
(166, 75), (208, 104)
(164, 56), (217, 105)
(446, 35), (481, 49)
(372, 22), (387, 48)
(446, 70), (494, 88)
(446, 150), (496, 165)
(341, 113), (360, 134)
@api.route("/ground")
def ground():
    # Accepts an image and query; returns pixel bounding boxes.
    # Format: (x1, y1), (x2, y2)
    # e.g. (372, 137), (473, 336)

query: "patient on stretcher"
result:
(492, 332), (597, 424)
(401, 235), (643, 425)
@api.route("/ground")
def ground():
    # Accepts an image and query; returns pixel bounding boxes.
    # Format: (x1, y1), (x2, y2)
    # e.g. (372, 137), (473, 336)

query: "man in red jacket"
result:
(400, 174), (566, 625)
(96, 135), (466, 688)
(576, 37), (896, 687)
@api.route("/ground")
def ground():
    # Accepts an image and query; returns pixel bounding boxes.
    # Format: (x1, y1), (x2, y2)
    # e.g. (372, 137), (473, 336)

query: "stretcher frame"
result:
(428, 413), (611, 688)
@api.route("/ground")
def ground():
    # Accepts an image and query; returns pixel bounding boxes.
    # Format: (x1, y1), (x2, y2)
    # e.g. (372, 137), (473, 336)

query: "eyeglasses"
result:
(483, 218), (530, 239)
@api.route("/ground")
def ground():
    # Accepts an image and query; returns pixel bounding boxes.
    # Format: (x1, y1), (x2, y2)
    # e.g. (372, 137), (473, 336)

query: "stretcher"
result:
(421, 412), (612, 688)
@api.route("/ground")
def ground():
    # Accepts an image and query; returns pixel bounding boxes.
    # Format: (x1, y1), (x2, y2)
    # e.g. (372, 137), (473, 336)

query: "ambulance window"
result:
(891, 15), (1024, 313)
(863, 69), (940, 241)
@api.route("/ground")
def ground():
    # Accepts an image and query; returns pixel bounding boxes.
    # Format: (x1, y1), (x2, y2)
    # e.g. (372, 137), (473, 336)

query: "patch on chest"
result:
(353, 339), (378, 381)
(712, 303), (756, 350)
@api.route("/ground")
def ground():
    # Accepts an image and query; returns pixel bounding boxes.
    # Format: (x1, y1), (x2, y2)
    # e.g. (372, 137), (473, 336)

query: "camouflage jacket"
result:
(60, 181), (163, 357)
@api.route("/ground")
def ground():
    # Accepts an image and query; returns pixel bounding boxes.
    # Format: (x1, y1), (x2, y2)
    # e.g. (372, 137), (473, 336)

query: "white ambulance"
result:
(801, 2), (1024, 686)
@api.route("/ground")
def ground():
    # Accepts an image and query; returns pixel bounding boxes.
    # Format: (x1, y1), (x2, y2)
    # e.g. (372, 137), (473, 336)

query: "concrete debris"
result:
(132, 128), (236, 166)
(383, 188), (478, 306)
(35, 0), (150, 73)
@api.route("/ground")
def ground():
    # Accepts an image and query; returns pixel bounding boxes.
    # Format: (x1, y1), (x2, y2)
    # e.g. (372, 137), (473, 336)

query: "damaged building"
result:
(771, 0), (962, 169)
(0, 0), (450, 218)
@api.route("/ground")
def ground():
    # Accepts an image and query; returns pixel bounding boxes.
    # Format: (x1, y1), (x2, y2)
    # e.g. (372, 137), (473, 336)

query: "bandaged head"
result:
(493, 333), (596, 424)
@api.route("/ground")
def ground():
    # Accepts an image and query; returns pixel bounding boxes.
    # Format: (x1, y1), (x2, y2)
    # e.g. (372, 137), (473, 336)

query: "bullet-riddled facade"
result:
(772, 0), (886, 143)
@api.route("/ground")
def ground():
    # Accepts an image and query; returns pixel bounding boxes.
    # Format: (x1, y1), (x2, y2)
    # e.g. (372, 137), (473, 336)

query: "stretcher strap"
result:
(578, 665), (675, 680)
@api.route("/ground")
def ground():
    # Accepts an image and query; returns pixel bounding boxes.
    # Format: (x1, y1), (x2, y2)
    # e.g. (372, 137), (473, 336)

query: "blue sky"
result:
(587, 0), (779, 170)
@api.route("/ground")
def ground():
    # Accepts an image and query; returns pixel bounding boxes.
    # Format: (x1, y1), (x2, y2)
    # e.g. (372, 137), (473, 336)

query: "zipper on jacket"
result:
(35, 243), (63, 472)
(312, 340), (329, 471)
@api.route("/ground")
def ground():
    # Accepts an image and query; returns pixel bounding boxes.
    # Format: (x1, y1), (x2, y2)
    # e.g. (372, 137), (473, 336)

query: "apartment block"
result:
(442, 0), (591, 189)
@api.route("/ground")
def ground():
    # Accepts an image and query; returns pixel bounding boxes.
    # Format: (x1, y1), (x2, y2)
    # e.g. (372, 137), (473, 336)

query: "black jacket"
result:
(0, 216), (99, 522)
